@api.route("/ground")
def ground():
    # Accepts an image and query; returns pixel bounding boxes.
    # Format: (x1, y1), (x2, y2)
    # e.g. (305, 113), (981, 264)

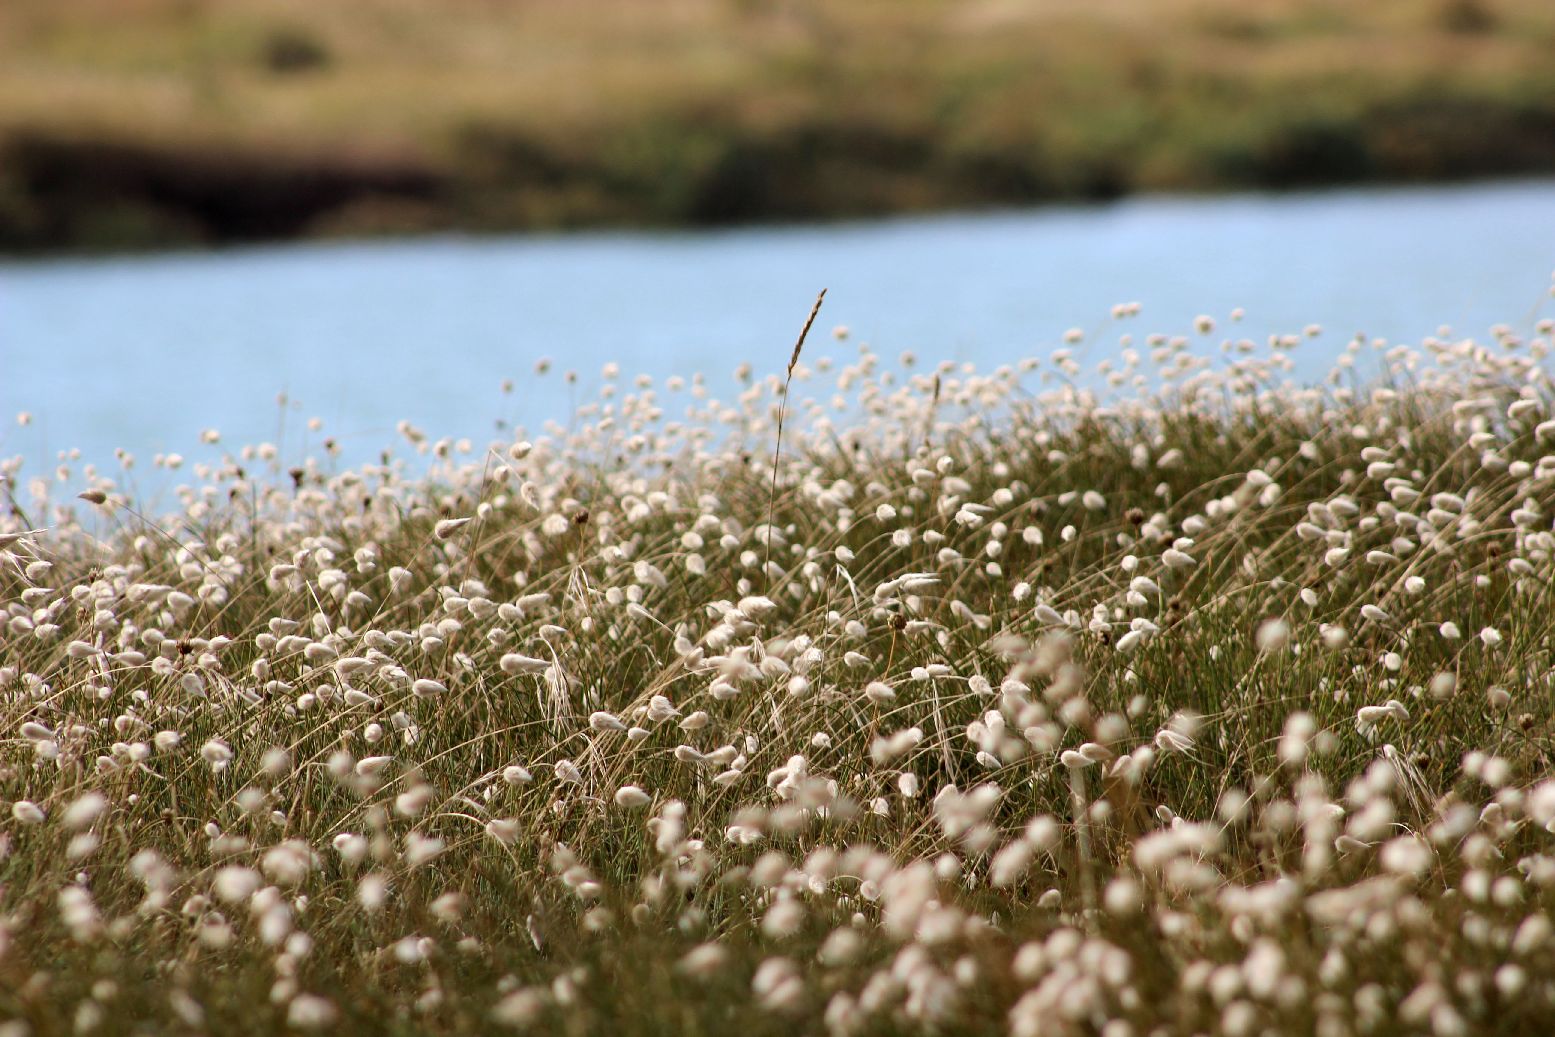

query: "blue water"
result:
(2, 180), (1553, 477)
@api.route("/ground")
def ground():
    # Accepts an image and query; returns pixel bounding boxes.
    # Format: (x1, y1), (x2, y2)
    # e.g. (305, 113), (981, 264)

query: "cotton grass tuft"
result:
(4, 299), (1555, 1034)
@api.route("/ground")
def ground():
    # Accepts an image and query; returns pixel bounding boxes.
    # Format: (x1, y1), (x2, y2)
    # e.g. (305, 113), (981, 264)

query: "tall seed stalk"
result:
(765, 289), (826, 586)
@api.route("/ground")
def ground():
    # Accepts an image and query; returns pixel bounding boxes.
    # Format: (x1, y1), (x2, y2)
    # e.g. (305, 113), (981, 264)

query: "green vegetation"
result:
(4, 308), (1555, 1033)
(2, 0), (1555, 250)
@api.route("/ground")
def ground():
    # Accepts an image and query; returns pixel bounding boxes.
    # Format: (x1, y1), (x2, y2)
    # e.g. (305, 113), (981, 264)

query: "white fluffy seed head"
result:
(613, 785), (651, 809)
(589, 711), (627, 733)
(864, 681), (896, 703)
(1255, 618), (1291, 653)
(355, 755), (393, 778)
(212, 865), (262, 904)
(11, 800), (45, 824)
(434, 517), (472, 539)
(62, 792), (107, 831)
(678, 943), (729, 979)
(500, 653), (549, 675)
(486, 819), (520, 846)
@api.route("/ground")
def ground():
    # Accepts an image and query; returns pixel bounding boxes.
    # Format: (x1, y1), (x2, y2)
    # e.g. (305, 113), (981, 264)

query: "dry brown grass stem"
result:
(765, 288), (826, 585)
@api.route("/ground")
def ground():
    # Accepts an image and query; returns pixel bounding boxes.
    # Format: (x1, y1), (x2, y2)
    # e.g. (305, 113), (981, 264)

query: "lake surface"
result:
(3, 180), (1554, 480)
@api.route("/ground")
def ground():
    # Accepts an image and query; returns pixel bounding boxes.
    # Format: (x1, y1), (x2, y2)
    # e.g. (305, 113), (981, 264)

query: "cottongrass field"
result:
(5, 298), (1555, 1036)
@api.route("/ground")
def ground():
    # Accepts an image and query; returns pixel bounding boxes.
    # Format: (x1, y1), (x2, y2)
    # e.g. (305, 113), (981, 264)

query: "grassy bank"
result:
(4, 305), (1555, 1033)
(3, 0), (1555, 250)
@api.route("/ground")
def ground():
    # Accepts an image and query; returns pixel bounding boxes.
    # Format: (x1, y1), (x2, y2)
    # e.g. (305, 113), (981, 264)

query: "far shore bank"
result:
(4, 0), (1555, 253)
(6, 115), (1555, 256)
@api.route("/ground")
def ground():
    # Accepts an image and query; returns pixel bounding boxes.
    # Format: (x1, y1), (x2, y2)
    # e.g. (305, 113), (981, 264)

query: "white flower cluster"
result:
(3, 307), (1555, 1034)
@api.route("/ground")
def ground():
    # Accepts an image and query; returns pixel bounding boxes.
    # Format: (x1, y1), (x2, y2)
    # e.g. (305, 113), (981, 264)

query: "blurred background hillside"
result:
(3, 0), (1555, 251)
